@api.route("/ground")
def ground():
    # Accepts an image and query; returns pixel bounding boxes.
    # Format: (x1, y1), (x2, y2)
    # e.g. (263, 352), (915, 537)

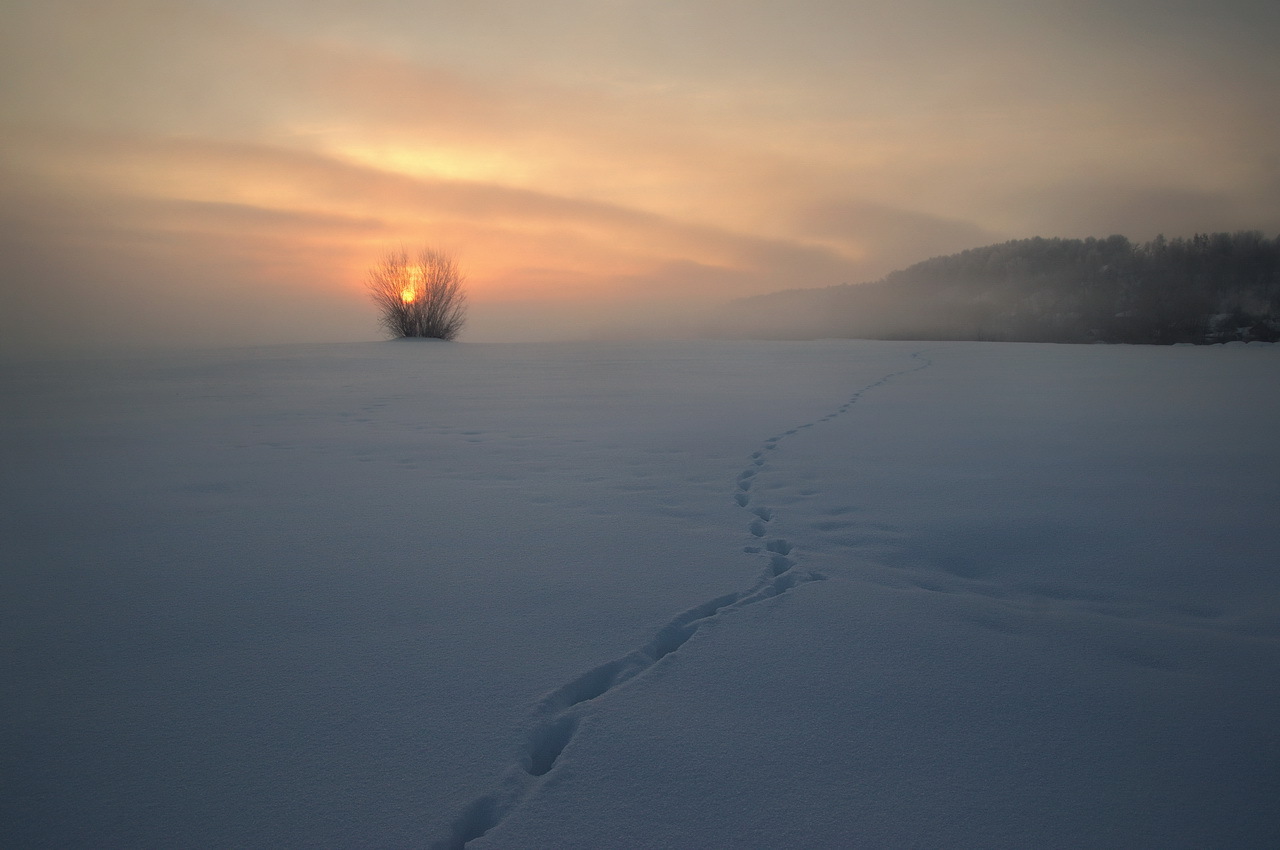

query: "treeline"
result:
(717, 232), (1280, 344)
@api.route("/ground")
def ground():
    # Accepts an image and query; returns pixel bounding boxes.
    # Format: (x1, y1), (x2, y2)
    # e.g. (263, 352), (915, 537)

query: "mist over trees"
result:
(716, 232), (1280, 344)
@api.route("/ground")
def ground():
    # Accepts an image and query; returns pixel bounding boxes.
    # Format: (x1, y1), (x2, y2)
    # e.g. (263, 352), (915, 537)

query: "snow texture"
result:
(3, 339), (1278, 848)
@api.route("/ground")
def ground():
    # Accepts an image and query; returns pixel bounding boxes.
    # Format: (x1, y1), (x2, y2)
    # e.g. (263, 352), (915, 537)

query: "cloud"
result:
(1006, 181), (1280, 242)
(1, 125), (880, 350)
(793, 201), (997, 279)
(3, 0), (1280, 350)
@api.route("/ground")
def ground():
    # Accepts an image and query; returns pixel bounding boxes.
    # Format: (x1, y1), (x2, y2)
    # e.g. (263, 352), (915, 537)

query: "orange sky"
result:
(2, 0), (1278, 349)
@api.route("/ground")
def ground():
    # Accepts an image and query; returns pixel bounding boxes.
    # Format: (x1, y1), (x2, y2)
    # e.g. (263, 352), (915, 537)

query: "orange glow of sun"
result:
(400, 264), (424, 303)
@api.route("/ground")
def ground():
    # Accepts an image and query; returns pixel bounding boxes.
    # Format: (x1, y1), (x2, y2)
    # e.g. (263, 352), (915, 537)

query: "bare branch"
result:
(367, 246), (468, 340)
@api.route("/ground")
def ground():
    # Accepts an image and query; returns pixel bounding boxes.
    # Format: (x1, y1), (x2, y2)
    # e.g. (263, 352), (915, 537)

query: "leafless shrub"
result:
(367, 246), (468, 340)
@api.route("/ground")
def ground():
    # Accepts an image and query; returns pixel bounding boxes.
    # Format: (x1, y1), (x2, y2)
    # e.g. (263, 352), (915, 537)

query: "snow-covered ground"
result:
(3, 339), (1278, 848)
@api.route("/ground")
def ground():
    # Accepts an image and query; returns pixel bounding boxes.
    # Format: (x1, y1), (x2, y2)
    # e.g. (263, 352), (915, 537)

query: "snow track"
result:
(432, 351), (932, 848)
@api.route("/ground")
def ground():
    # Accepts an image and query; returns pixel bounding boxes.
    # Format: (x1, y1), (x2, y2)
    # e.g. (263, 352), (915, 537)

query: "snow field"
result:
(479, 342), (1280, 848)
(3, 339), (1278, 848)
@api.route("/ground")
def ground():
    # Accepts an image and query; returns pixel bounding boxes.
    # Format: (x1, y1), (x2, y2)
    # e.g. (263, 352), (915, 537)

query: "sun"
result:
(400, 264), (424, 303)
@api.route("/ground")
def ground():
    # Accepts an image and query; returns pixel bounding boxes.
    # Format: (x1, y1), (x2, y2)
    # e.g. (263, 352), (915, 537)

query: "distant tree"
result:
(719, 231), (1280, 344)
(368, 246), (467, 341)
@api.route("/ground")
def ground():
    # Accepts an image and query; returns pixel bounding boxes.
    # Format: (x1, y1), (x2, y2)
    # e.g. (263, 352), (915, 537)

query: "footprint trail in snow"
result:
(431, 351), (933, 849)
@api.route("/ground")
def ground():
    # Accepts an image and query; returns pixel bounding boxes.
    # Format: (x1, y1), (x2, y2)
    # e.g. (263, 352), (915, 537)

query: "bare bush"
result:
(367, 246), (468, 340)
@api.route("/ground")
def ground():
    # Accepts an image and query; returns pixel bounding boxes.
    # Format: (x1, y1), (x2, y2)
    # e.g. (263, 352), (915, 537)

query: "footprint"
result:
(645, 621), (699, 661)
(430, 351), (933, 849)
(766, 539), (792, 556)
(527, 716), (578, 777)
(435, 794), (506, 850)
(643, 592), (741, 661)
(542, 657), (641, 714)
(738, 568), (825, 606)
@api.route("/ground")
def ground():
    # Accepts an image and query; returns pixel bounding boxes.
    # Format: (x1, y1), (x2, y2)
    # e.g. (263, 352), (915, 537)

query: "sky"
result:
(2, 0), (1279, 350)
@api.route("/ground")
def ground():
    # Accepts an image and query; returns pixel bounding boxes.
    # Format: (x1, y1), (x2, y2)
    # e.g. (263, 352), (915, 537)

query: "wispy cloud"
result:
(2, 0), (1277, 349)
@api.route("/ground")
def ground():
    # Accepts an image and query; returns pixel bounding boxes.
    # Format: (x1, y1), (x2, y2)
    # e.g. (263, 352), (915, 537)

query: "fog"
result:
(2, 1), (1279, 353)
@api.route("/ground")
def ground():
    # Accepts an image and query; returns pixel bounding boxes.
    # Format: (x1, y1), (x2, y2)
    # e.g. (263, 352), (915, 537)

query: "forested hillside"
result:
(717, 232), (1280, 344)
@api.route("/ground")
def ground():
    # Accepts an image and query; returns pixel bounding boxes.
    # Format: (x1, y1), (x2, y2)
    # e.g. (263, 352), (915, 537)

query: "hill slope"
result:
(716, 232), (1280, 344)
